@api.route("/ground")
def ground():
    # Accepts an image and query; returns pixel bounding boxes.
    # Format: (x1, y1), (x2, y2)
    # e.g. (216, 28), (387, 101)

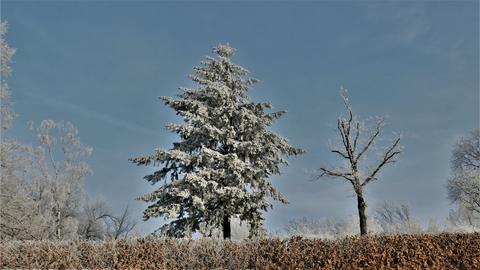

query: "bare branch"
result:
(331, 150), (349, 159)
(105, 206), (137, 240)
(340, 88), (353, 126)
(318, 167), (354, 183)
(352, 122), (360, 153)
(362, 137), (401, 186)
(337, 119), (349, 156)
(356, 118), (383, 162)
(339, 91), (356, 162)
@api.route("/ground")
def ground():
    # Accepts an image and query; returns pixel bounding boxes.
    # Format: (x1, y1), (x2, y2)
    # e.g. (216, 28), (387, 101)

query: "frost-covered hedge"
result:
(1, 233), (479, 269)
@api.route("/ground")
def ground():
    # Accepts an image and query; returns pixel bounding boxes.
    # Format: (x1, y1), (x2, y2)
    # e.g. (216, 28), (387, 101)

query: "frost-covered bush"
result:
(283, 215), (383, 239)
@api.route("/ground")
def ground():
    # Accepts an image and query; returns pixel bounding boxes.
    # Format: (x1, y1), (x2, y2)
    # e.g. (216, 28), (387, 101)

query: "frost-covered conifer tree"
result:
(130, 44), (303, 238)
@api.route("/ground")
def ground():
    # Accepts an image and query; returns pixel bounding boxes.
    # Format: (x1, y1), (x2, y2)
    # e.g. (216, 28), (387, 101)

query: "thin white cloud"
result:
(22, 91), (160, 137)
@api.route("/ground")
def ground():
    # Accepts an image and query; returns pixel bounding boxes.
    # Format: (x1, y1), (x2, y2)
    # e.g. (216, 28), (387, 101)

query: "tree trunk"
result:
(222, 215), (231, 239)
(56, 210), (61, 239)
(357, 193), (367, 235)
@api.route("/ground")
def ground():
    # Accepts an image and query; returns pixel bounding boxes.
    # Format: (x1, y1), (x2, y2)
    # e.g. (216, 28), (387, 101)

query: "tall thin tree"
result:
(317, 89), (401, 235)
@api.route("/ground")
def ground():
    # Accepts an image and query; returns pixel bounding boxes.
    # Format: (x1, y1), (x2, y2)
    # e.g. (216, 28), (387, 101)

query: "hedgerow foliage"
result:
(1, 233), (478, 269)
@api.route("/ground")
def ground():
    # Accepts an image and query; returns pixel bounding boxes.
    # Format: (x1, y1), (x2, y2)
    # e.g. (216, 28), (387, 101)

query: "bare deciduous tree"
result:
(0, 22), (106, 241)
(0, 23), (51, 240)
(447, 205), (478, 230)
(375, 202), (410, 225)
(104, 206), (137, 240)
(448, 170), (480, 215)
(1, 120), (93, 240)
(78, 199), (111, 240)
(451, 129), (480, 173)
(31, 120), (93, 239)
(0, 142), (53, 240)
(0, 21), (16, 131)
(78, 200), (137, 240)
(317, 89), (401, 235)
(0, 22), (105, 241)
(374, 202), (422, 234)
(447, 129), (480, 229)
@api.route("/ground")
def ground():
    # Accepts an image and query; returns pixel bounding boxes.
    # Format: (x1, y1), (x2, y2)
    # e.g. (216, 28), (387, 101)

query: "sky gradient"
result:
(2, 0), (479, 234)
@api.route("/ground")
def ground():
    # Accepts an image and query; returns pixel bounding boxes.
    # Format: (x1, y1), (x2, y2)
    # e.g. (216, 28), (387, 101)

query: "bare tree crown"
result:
(451, 129), (480, 173)
(317, 89), (401, 235)
(447, 129), (480, 223)
(318, 89), (402, 190)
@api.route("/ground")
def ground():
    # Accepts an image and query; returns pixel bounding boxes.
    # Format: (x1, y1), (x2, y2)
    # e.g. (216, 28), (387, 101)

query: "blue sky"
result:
(2, 1), (478, 234)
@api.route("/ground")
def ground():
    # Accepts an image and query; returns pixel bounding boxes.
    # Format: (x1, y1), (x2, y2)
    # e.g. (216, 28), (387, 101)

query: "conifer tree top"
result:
(213, 43), (235, 58)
